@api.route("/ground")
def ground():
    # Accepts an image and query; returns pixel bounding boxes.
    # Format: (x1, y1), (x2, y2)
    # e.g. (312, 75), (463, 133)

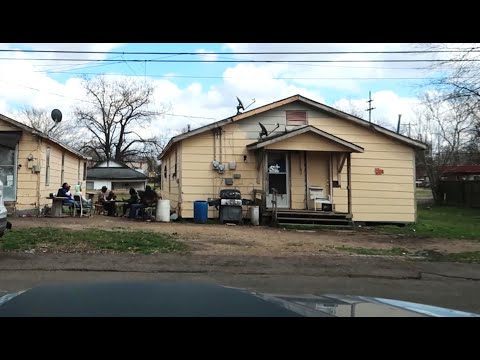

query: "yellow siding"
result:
(303, 107), (416, 222)
(159, 143), (181, 213)
(166, 100), (418, 222)
(0, 123), (18, 131)
(290, 151), (306, 209)
(265, 132), (351, 152)
(0, 121), (87, 212)
(306, 152), (330, 210)
(179, 126), (262, 219)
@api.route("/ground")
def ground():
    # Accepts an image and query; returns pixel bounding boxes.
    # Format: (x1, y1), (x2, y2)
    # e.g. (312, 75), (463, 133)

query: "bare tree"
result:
(74, 75), (168, 162)
(414, 93), (476, 203)
(419, 43), (480, 142)
(335, 98), (366, 119)
(15, 107), (82, 147)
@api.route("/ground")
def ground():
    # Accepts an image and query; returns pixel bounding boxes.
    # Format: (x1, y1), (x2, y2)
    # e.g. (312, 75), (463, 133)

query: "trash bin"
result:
(194, 200), (208, 224)
(156, 199), (170, 222)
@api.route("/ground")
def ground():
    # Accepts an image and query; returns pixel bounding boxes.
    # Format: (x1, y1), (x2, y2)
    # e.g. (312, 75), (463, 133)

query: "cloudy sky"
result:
(0, 43), (464, 140)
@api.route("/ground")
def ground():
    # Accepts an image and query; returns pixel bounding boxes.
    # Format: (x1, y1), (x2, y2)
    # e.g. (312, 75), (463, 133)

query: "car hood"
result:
(249, 292), (480, 317)
(0, 282), (478, 317)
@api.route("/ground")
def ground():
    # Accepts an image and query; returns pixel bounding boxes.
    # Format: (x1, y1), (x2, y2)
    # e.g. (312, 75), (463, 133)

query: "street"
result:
(1, 252), (479, 314)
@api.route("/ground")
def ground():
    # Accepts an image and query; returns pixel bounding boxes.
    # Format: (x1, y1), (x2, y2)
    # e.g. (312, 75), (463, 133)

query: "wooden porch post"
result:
(347, 152), (352, 215)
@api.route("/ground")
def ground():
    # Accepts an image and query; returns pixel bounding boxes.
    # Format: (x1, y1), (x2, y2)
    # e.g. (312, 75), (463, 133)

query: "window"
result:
(77, 159), (81, 184)
(83, 162), (87, 181)
(286, 111), (307, 126)
(61, 152), (65, 184)
(45, 147), (51, 186)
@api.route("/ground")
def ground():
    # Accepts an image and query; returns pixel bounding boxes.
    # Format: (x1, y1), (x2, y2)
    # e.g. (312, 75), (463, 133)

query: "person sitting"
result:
(73, 183), (92, 206)
(57, 183), (75, 206)
(140, 185), (160, 207)
(134, 185), (160, 220)
(123, 188), (139, 217)
(98, 186), (115, 216)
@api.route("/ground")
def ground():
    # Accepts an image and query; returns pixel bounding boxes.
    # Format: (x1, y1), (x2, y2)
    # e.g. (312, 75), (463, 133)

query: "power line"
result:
(1, 57), (480, 63)
(1, 49), (479, 55)
(33, 71), (440, 81)
(0, 78), (220, 121)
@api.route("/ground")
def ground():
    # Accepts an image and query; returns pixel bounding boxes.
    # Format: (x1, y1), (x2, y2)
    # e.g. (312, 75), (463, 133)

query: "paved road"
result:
(1, 252), (480, 314)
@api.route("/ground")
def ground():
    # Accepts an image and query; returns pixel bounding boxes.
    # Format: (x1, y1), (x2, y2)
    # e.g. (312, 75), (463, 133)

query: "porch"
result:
(246, 126), (364, 226)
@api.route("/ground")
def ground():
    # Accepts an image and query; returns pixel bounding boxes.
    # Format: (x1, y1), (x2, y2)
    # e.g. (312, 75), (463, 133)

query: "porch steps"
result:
(275, 209), (352, 227)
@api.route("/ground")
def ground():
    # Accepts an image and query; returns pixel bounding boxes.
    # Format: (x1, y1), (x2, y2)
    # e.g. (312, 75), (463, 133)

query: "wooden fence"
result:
(439, 181), (480, 208)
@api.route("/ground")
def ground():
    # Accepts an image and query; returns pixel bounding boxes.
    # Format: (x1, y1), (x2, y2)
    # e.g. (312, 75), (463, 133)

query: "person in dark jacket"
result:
(123, 188), (139, 217)
(57, 183), (75, 205)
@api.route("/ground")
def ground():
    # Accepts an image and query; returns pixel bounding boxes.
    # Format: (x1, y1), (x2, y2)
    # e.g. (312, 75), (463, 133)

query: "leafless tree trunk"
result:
(74, 75), (168, 162)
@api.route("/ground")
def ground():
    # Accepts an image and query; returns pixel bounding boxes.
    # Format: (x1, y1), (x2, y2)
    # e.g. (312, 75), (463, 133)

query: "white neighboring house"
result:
(86, 160), (148, 191)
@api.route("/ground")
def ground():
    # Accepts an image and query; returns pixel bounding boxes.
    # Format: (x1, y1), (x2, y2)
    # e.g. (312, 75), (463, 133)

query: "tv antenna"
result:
(236, 97), (256, 114)
(49, 109), (62, 133)
(258, 122), (279, 139)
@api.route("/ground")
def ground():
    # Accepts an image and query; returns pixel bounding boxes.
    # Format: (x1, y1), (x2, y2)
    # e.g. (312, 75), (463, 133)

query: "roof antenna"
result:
(49, 109), (62, 133)
(236, 97), (256, 115)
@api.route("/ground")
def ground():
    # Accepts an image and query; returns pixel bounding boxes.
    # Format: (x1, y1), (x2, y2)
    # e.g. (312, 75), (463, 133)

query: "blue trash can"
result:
(194, 200), (208, 224)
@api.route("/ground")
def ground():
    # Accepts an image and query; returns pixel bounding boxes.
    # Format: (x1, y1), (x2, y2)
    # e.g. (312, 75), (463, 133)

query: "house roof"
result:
(246, 125), (364, 153)
(86, 167), (148, 180)
(0, 113), (89, 160)
(159, 94), (428, 159)
(440, 165), (480, 175)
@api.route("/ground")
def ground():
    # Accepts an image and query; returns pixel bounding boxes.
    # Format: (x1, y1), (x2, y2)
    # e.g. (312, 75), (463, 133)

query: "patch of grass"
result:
(416, 188), (433, 200)
(337, 246), (412, 256)
(0, 227), (187, 254)
(379, 206), (480, 240)
(417, 250), (480, 264)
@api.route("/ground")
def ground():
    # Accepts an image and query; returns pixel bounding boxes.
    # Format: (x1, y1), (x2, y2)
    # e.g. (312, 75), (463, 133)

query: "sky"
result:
(0, 43), (466, 141)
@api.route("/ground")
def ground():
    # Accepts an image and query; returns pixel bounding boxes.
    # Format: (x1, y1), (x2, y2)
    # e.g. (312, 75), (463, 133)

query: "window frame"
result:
(286, 110), (307, 126)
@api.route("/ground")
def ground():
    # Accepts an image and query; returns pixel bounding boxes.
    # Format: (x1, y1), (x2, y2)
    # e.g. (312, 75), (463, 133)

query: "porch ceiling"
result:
(246, 125), (364, 153)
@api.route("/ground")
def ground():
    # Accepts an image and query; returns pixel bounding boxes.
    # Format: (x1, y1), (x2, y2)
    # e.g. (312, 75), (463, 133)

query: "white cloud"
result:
(0, 43), (440, 144)
(195, 49), (218, 61)
(333, 90), (420, 129)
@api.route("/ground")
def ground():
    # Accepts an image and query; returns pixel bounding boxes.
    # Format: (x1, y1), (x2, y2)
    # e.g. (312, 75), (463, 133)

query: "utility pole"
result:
(401, 122), (412, 137)
(365, 91), (375, 123)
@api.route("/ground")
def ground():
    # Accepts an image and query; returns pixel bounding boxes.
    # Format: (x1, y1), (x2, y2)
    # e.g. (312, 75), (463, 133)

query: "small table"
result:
(46, 197), (69, 217)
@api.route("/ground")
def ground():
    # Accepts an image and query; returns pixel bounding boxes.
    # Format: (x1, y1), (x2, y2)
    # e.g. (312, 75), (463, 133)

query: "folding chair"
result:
(73, 195), (93, 217)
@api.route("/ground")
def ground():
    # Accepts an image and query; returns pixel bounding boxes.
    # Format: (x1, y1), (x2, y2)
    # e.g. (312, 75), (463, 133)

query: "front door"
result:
(0, 144), (16, 201)
(266, 152), (289, 208)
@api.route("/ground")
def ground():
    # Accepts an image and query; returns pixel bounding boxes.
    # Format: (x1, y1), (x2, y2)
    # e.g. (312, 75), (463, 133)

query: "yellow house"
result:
(159, 95), (427, 225)
(0, 113), (89, 215)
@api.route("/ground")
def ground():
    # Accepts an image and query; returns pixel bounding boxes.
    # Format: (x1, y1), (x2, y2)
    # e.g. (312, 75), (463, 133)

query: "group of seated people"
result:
(57, 183), (160, 219)
(57, 182), (92, 209)
(97, 185), (159, 219)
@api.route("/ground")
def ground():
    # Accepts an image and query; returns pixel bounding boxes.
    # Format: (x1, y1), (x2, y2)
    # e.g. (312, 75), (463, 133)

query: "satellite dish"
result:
(51, 109), (62, 123)
(259, 122), (268, 138)
(236, 97), (245, 114)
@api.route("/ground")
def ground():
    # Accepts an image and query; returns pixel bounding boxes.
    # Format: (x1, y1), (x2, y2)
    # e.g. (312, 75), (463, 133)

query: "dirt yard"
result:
(8, 215), (480, 257)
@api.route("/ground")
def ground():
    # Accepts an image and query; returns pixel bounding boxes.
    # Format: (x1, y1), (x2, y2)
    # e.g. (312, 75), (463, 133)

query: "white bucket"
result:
(156, 199), (170, 222)
(250, 206), (260, 226)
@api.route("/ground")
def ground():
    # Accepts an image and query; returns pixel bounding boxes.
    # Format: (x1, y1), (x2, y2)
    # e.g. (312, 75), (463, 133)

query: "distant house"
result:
(86, 160), (148, 191)
(87, 158), (150, 175)
(440, 165), (480, 181)
(0, 113), (89, 215)
(159, 94), (427, 224)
